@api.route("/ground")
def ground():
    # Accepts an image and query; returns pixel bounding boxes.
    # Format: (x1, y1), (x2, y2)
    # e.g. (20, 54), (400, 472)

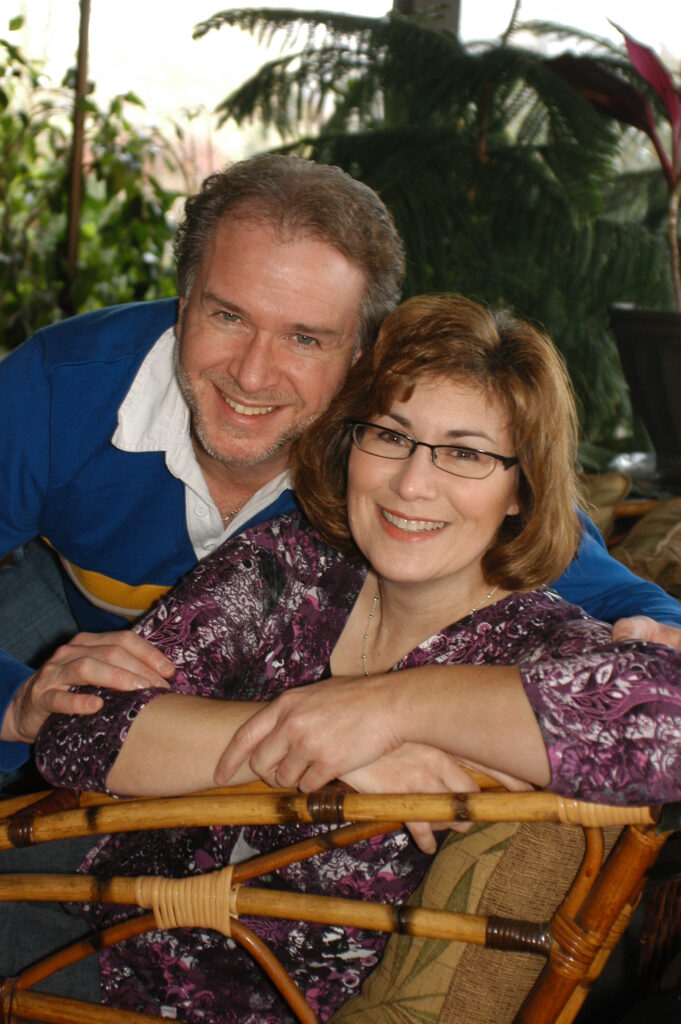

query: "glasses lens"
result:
(353, 424), (412, 459)
(433, 447), (495, 479)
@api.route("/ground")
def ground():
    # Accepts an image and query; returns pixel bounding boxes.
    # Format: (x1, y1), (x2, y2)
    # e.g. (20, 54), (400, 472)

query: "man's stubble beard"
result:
(175, 358), (316, 470)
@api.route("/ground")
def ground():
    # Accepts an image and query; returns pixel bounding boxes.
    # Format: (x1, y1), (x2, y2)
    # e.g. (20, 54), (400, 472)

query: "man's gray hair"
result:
(173, 154), (405, 350)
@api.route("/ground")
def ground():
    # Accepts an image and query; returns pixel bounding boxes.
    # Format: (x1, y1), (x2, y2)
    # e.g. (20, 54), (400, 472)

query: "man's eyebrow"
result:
(201, 290), (247, 316)
(386, 411), (496, 444)
(201, 290), (342, 339)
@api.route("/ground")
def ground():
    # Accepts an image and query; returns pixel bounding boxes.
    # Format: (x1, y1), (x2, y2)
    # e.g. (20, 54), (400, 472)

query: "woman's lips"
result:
(381, 508), (446, 533)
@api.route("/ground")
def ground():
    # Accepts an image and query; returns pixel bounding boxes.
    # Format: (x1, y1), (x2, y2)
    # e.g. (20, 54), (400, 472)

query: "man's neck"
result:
(192, 439), (289, 518)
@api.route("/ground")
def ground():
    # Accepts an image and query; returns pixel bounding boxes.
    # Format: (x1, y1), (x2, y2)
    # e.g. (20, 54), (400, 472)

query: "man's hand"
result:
(613, 615), (681, 649)
(1, 631), (174, 745)
(214, 674), (400, 792)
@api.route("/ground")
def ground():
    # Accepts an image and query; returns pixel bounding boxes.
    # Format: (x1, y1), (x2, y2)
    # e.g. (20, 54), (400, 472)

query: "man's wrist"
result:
(0, 675), (32, 744)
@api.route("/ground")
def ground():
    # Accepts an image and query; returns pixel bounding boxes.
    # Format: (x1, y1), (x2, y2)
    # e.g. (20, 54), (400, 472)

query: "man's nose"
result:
(228, 331), (281, 393)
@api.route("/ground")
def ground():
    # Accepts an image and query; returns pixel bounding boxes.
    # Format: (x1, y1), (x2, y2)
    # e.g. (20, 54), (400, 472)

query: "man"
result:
(1, 153), (680, 787)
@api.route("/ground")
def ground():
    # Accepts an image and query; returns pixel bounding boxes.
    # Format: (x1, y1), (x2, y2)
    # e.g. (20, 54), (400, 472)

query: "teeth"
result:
(383, 510), (445, 533)
(223, 396), (275, 416)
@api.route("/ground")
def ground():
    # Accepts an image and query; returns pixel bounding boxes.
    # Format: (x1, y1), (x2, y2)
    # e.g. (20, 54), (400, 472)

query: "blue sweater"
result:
(1, 300), (679, 769)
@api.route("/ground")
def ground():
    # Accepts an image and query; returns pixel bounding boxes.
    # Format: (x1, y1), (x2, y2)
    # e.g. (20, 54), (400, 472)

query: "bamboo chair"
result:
(0, 783), (679, 1024)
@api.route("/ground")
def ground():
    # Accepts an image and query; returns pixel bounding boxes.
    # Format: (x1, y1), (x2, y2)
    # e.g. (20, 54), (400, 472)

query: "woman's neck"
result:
(332, 570), (508, 679)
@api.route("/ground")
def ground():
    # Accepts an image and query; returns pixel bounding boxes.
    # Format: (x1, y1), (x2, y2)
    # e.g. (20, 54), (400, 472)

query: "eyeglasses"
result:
(348, 420), (519, 480)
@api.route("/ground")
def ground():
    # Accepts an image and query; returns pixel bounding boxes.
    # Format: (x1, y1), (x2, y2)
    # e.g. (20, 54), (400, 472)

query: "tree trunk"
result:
(392, 0), (460, 37)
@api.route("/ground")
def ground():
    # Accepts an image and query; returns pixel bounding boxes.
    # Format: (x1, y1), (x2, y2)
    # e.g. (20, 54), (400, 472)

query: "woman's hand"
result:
(342, 743), (481, 854)
(1, 631), (174, 744)
(214, 674), (401, 791)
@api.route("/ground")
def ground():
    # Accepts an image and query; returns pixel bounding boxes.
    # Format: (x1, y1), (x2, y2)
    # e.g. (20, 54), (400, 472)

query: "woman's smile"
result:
(380, 507), (447, 534)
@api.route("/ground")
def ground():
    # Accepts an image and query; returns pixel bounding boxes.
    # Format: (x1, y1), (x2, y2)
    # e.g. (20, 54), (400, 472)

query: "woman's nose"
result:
(389, 445), (440, 500)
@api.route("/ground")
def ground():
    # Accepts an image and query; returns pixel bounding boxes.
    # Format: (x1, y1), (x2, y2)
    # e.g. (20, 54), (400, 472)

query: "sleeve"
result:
(0, 654), (33, 771)
(519, 615), (681, 803)
(0, 336), (52, 556)
(35, 531), (270, 792)
(0, 334), (53, 713)
(551, 511), (681, 626)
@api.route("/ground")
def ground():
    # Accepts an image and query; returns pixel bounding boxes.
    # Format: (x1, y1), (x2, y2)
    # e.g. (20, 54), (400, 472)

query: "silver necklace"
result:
(360, 590), (380, 677)
(469, 584), (499, 615)
(360, 582), (498, 678)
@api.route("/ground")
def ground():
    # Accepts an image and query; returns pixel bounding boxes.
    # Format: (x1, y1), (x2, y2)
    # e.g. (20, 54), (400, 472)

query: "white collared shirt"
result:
(112, 327), (291, 559)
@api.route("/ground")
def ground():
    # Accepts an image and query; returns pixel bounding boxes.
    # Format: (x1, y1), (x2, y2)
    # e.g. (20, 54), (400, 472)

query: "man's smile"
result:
(221, 394), (277, 417)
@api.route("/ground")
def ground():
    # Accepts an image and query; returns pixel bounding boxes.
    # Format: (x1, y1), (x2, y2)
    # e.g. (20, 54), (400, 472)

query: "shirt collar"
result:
(112, 326), (188, 455)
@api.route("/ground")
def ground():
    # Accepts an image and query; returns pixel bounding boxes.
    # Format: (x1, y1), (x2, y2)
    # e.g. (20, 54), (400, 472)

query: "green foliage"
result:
(196, 8), (672, 451)
(0, 24), (182, 354)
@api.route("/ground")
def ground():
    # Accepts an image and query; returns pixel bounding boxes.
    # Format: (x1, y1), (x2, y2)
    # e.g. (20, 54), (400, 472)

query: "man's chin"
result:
(196, 427), (301, 471)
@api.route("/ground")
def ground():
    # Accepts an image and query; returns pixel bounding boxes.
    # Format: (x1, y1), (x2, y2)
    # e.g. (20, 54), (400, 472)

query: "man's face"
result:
(176, 216), (366, 479)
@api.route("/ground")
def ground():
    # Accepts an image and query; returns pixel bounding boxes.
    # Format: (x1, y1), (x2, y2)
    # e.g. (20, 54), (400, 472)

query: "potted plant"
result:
(550, 26), (681, 489)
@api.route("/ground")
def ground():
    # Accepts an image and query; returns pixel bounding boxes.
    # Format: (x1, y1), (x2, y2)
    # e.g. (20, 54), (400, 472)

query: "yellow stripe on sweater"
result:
(43, 539), (171, 620)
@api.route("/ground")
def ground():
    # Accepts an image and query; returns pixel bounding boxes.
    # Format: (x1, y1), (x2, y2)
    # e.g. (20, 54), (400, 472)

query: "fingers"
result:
(214, 705), (280, 785)
(34, 632), (174, 699)
(60, 632), (175, 688)
(38, 688), (103, 717)
(613, 615), (681, 650)
(404, 821), (438, 854)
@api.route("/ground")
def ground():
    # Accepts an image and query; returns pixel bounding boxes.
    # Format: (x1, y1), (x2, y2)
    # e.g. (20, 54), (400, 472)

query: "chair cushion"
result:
(580, 471), (632, 540)
(330, 821), (620, 1024)
(611, 497), (681, 597)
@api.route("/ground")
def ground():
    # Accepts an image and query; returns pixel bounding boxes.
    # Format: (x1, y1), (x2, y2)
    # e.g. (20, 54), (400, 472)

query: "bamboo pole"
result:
(516, 825), (668, 1023)
(3, 988), (162, 1023)
(0, 790), (659, 851)
(0, 872), (492, 947)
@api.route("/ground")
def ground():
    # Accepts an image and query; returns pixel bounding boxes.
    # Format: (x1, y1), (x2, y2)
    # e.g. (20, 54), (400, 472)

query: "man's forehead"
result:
(216, 210), (346, 258)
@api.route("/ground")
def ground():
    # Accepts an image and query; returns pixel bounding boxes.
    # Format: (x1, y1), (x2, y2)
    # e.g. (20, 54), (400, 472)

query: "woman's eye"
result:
(377, 430), (408, 447)
(447, 447), (481, 462)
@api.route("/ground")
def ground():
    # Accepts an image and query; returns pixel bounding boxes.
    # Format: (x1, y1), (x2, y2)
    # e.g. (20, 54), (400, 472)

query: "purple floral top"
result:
(36, 512), (681, 1022)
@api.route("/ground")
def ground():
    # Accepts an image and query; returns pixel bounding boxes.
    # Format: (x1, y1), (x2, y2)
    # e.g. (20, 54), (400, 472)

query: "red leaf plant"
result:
(551, 25), (681, 311)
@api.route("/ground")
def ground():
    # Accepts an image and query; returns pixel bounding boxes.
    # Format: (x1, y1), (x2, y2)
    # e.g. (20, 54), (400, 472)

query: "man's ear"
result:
(175, 296), (185, 339)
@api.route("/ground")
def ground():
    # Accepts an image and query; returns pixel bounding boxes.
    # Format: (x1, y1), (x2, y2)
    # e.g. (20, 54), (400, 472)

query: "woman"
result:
(33, 294), (681, 1022)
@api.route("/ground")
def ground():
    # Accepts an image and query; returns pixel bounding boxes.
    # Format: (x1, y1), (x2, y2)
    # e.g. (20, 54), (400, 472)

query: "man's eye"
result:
(217, 311), (241, 324)
(291, 333), (318, 348)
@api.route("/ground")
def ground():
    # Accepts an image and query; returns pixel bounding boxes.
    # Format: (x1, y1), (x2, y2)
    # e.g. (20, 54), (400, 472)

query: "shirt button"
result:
(204, 541), (215, 551)
(195, 505), (207, 517)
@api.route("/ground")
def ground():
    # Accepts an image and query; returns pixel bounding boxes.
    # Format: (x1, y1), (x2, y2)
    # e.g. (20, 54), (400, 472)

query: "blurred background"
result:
(4, 1), (681, 484)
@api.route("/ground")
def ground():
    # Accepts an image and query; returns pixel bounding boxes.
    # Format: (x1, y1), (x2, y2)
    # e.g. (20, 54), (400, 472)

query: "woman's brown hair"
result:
(292, 293), (582, 592)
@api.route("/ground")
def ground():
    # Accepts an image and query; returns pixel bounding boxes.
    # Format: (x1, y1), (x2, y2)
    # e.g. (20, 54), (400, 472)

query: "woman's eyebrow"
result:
(385, 411), (495, 444)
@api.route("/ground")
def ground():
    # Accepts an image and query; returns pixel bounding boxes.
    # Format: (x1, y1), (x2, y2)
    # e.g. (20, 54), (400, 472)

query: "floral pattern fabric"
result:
(36, 511), (681, 1022)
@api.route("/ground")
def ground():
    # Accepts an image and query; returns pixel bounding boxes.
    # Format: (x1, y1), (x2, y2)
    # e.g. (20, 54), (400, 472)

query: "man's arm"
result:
(553, 511), (681, 627)
(0, 654), (33, 771)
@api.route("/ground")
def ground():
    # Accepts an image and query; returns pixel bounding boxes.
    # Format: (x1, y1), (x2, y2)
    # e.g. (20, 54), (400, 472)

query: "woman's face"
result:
(346, 377), (520, 594)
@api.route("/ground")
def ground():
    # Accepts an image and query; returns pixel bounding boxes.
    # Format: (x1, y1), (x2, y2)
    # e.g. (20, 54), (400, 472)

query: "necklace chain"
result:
(360, 590), (380, 677)
(220, 503), (245, 524)
(359, 582), (499, 678)
(469, 584), (498, 616)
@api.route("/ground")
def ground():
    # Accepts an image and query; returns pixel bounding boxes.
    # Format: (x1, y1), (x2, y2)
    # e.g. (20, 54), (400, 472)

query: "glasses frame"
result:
(348, 420), (519, 479)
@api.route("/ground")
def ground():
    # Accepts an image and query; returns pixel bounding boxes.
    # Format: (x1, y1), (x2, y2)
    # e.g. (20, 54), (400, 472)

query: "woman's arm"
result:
(215, 614), (681, 805)
(105, 693), (263, 795)
(214, 665), (551, 793)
